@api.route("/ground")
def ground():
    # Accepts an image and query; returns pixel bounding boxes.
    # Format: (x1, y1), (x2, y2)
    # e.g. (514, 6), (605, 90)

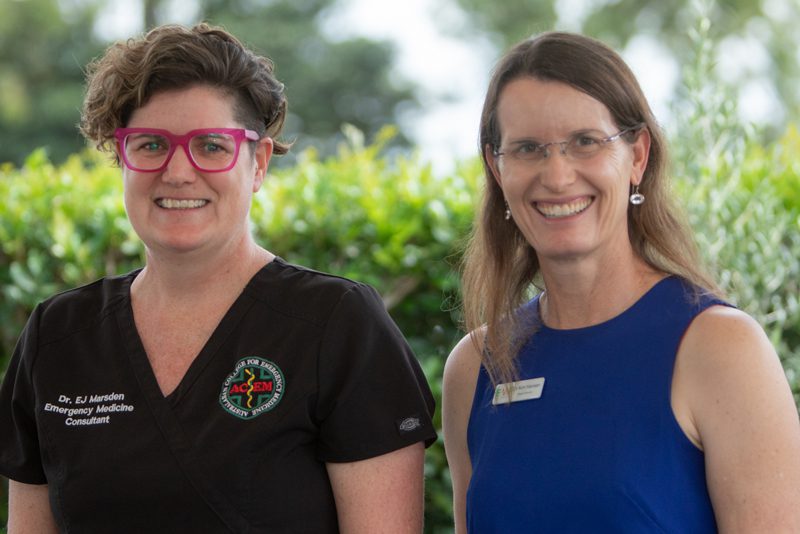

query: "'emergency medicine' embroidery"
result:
(43, 392), (135, 427)
(219, 356), (285, 419)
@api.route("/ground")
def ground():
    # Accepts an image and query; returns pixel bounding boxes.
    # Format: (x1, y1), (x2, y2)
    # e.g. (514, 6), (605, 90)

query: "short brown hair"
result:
(80, 23), (290, 158)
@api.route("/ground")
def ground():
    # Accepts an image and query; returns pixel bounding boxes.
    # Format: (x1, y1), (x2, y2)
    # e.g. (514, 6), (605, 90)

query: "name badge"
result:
(492, 377), (545, 405)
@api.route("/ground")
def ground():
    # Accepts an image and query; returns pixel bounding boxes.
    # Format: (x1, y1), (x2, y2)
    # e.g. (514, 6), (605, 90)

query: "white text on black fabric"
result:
(43, 392), (135, 427)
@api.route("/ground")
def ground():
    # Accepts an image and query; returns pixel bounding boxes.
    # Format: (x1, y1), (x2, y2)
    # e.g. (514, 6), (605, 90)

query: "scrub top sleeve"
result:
(315, 284), (436, 463)
(0, 306), (48, 484)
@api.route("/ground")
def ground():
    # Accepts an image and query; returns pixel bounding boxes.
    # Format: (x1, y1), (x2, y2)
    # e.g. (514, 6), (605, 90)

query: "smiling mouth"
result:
(535, 197), (593, 218)
(156, 198), (209, 209)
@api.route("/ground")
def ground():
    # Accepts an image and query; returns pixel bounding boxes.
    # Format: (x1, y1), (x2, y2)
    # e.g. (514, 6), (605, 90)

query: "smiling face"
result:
(121, 85), (272, 259)
(487, 77), (650, 267)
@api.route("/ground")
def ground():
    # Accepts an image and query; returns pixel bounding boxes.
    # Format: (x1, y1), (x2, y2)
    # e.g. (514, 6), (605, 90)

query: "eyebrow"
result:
(505, 128), (606, 144)
(506, 138), (540, 146)
(127, 132), (162, 138)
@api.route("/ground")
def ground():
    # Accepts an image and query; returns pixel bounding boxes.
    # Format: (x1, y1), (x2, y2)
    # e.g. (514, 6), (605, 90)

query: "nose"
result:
(161, 144), (197, 185)
(542, 140), (569, 159)
(537, 145), (575, 192)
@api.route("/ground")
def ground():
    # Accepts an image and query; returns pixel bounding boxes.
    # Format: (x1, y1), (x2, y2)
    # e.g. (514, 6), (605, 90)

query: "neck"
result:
(132, 236), (273, 306)
(538, 246), (663, 330)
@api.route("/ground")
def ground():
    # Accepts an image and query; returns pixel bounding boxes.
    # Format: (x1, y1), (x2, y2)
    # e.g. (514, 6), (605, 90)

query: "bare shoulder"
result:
(680, 304), (780, 379)
(445, 330), (484, 373)
(678, 304), (790, 417)
(673, 304), (794, 448)
(442, 329), (485, 534)
(443, 329), (485, 403)
(676, 304), (800, 530)
(442, 329), (485, 452)
(689, 303), (764, 337)
(691, 303), (765, 336)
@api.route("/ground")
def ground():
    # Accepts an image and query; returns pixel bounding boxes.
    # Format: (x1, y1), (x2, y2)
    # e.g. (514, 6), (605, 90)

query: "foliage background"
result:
(1, 121), (799, 531)
(2, 2), (800, 532)
(3, 0), (800, 169)
(0, 0), (417, 168)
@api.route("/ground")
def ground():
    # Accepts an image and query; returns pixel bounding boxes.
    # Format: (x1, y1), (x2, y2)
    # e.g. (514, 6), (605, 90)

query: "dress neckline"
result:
(534, 275), (677, 334)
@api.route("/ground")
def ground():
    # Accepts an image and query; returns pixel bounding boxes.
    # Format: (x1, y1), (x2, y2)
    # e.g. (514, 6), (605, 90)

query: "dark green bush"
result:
(1, 121), (798, 531)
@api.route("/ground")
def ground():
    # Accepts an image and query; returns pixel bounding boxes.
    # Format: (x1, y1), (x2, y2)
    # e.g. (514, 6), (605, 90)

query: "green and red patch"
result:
(219, 357), (284, 419)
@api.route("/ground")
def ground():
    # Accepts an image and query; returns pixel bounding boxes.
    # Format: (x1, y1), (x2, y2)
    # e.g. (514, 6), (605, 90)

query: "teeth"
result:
(156, 198), (208, 209)
(536, 198), (592, 218)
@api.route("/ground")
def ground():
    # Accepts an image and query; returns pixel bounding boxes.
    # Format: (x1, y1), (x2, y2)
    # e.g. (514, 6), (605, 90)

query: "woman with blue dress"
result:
(443, 31), (800, 533)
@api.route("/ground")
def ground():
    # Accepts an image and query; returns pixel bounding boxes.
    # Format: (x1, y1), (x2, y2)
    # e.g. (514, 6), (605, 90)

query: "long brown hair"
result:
(462, 32), (720, 386)
(80, 23), (290, 159)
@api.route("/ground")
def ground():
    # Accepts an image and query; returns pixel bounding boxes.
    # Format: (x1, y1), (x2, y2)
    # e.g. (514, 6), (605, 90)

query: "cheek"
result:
(121, 172), (151, 215)
(216, 175), (251, 208)
(592, 155), (633, 197)
(496, 167), (526, 198)
(121, 174), (134, 207)
(604, 150), (635, 181)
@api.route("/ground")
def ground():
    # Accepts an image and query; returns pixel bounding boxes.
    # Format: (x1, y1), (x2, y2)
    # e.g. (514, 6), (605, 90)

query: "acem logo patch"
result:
(219, 357), (285, 420)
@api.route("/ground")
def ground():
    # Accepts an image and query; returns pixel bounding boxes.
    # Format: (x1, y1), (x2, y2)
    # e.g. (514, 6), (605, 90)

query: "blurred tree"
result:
(448, 0), (800, 129)
(0, 0), (105, 166)
(196, 0), (416, 163)
(144, 0), (159, 29)
(0, 0), (416, 167)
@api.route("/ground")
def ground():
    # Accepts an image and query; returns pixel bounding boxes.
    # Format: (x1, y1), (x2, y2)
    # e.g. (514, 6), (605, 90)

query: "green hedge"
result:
(251, 126), (480, 529)
(1, 122), (799, 531)
(678, 127), (800, 402)
(0, 126), (480, 530)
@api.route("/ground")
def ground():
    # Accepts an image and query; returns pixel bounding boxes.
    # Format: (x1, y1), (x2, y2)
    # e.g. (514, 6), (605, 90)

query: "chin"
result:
(146, 234), (212, 255)
(535, 242), (596, 262)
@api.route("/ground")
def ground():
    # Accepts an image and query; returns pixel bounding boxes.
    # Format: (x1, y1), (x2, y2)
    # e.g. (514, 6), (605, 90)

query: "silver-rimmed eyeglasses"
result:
(493, 123), (644, 164)
(114, 128), (260, 173)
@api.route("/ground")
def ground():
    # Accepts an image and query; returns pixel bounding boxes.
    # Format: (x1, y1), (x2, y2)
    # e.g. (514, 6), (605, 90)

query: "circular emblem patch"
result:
(219, 357), (285, 419)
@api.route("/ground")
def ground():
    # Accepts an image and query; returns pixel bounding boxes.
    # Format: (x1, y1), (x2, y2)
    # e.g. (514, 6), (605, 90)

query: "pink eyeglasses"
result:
(114, 128), (260, 172)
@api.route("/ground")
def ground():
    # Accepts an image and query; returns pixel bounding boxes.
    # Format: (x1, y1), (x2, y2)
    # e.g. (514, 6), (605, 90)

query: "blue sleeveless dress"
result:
(467, 277), (724, 533)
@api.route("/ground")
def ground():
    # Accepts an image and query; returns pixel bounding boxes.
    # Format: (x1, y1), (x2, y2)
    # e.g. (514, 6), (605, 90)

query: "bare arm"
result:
(442, 332), (483, 534)
(674, 306), (800, 533)
(7, 480), (58, 534)
(326, 442), (425, 533)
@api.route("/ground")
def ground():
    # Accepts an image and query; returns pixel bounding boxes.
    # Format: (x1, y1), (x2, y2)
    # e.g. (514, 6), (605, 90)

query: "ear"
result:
(253, 137), (274, 192)
(630, 127), (651, 186)
(484, 144), (503, 188)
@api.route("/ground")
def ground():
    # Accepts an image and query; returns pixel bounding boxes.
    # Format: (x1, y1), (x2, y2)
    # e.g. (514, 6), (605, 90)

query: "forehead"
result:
(495, 77), (615, 138)
(127, 85), (239, 130)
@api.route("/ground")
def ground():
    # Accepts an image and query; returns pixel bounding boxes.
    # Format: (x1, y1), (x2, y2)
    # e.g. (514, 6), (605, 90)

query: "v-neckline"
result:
(116, 267), (264, 406)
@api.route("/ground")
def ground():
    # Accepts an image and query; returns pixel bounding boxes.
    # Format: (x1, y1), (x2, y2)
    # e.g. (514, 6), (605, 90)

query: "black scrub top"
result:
(0, 258), (437, 533)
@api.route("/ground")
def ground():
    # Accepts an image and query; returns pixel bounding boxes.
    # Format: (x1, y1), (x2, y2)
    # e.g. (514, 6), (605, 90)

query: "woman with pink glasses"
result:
(0, 23), (435, 533)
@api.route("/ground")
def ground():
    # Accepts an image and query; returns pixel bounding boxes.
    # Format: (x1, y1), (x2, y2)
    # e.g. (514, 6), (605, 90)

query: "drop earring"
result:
(629, 184), (645, 205)
(504, 201), (512, 220)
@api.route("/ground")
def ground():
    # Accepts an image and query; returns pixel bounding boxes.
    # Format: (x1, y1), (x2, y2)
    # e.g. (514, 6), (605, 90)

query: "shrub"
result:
(0, 149), (144, 365)
(0, 121), (798, 530)
(674, 126), (800, 403)
(671, 20), (800, 403)
(0, 126), (481, 530)
(253, 126), (481, 529)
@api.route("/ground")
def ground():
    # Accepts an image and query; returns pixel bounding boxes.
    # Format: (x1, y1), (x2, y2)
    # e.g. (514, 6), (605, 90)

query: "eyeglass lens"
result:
(123, 132), (239, 171)
(497, 126), (638, 164)
(529, 134), (610, 160)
